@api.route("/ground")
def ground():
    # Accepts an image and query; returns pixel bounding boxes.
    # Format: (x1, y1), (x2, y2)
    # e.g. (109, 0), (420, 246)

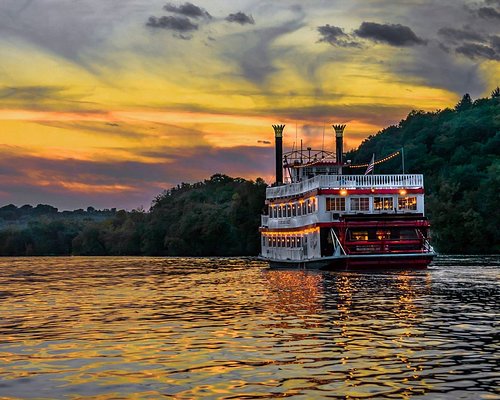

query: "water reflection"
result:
(0, 256), (498, 398)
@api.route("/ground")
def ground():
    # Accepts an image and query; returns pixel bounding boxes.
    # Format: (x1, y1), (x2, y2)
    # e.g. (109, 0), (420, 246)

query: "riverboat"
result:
(259, 124), (436, 269)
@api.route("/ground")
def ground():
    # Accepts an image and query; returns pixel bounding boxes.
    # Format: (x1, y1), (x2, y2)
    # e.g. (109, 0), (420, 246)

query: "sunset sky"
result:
(0, 0), (498, 209)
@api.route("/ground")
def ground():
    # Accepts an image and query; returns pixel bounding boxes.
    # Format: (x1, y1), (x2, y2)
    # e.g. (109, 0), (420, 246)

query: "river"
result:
(0, 256), (498, 399)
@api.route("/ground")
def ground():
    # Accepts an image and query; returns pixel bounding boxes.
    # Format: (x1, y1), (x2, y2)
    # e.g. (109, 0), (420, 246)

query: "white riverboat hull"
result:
(261, 251), (436, 270)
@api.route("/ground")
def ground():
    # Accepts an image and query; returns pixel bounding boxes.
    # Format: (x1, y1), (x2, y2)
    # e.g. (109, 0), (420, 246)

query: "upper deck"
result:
(266, 174), (423, 200)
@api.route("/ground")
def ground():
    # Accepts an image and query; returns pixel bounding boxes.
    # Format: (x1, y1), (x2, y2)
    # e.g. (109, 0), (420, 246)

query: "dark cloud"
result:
(257, 140), (271, 144)
(0, 85), (63, 100)
(163, 2), (211, 19)
(491, 35), (500, 52)
(354, 22), (427, 47)
(225, 12), (255, 25)
(146, 16), (198, 32)
(317, 24), (360, 48)
(477, 7), (500, 19)
(456, 43), (499, 60)
(265, 103), (416, 127)
(438, 27), (486, 43)
(0, 145), (274, 210)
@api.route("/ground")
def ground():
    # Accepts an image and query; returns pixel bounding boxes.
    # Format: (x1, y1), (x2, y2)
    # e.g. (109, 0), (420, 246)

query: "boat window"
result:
(292, 204), (296, 216)
(349, 230), (369, 241)
(398, 229), (418, 239)
(374, 197), (394, 210)
(376, 229), (391, 240)
(398, 196), (417, 210)
(350, 197), (370, 211)
(326, 197), (346, 211)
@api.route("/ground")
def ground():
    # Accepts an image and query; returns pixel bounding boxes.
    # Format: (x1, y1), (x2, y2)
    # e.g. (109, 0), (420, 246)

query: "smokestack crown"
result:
(272, 124), (285, 138)
(333, 124), (346, 138)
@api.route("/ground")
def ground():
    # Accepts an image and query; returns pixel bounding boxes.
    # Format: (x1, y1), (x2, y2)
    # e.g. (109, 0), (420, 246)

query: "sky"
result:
(0, 0), (498, 210)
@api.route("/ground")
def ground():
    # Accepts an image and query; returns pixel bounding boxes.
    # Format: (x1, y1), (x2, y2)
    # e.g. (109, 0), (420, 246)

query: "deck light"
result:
(340, 189), (348, 196)
(399, 189), (407, 196)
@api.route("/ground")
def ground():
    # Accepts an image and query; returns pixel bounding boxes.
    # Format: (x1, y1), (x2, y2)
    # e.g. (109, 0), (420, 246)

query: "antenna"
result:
(322, 123), (326, 152)
(295, 122), (298, 149)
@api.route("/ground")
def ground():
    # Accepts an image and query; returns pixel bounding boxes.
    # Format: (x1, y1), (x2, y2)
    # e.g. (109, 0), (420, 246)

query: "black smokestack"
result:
(272, 124), (285, 185)
(332, 124), (346, 165)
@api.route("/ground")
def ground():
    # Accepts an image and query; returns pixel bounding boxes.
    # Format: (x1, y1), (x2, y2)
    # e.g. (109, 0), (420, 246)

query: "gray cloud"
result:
(317, 24), (360, 48)
(146, 16), (198, 32)
(225, 12), (255, 25)
(438, 27), (486, 43)
(163, 2), (211, 19)
(224, 7), (306, 85)
(0, 85), (103, 112)
(354, 22), (427, 47)
(392, 43), (487, 96)
(456, 43), (499, 60)
(478, 7), (500, 19)
(0, 0), (147, 66)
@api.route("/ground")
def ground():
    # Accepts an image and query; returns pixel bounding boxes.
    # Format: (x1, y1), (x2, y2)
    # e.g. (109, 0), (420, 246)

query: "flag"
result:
(365, 154), (375, 175)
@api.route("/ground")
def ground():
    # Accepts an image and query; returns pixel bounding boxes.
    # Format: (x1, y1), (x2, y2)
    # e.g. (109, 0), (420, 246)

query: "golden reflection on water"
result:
(0, 257), (498, 399)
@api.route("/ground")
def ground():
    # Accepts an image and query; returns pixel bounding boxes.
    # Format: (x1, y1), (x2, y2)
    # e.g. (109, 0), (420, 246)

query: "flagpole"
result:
(402, 147), (405, 175)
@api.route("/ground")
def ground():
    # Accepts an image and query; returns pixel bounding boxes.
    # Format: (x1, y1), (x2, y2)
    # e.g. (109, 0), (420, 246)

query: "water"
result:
(0, 256), (498, 399)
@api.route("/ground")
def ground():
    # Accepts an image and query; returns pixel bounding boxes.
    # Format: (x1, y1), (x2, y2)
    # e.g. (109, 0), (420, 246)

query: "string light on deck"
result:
(349, 150), (401, 168)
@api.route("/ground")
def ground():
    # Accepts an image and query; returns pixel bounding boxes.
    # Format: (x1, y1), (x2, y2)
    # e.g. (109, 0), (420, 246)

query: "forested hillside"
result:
(347, 89), (500, 253)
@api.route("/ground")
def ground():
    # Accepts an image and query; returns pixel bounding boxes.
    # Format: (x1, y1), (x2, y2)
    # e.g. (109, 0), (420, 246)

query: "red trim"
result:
(261, 219), (430, 233)
(318, 188), (424, 195)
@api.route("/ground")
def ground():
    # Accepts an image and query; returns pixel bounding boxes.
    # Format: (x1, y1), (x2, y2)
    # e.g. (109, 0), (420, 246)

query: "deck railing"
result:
(266, 174), (423, 199)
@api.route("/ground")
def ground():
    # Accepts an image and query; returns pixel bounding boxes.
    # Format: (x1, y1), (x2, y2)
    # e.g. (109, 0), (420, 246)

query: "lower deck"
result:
(260, 215), (435, 268)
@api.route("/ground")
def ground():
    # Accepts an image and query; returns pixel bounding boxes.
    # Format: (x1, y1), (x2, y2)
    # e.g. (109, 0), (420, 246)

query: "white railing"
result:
(266, 174), (423, 199)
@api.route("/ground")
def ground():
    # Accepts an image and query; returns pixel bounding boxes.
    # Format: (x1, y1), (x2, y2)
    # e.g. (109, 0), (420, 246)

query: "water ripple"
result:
(0, 256), (498, 398)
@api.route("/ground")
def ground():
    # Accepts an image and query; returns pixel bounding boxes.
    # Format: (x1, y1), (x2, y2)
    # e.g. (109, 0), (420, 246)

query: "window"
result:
(349, 230), (369, 241)
(292, 204), (297, 217)
(376, 229), (391, 240)
(374, 197), (394, 210)
(351, 197), (370, 211)
(398, 196), (417, 210)
(326, 197), (346, 211)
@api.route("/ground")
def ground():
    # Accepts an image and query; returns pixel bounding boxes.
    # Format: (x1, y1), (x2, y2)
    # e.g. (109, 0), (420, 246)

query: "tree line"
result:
(0, 89), (498, 255)
(0, 175), (267, 256)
